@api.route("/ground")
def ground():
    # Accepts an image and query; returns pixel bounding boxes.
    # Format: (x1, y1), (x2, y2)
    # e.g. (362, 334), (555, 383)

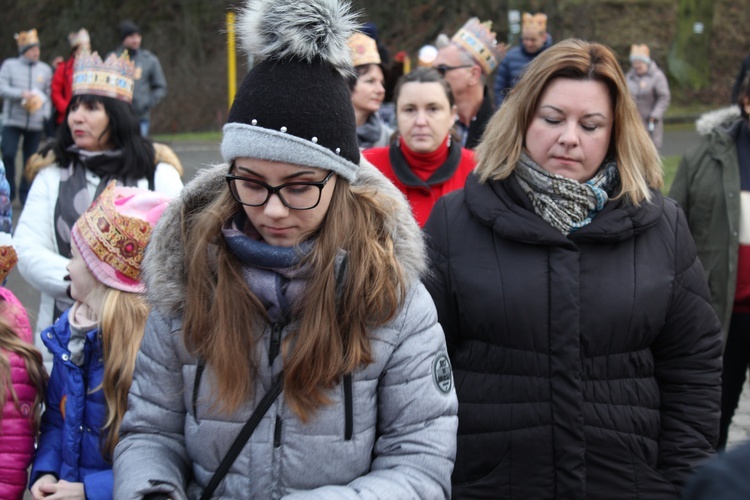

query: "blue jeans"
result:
(1, 126), (41, 203)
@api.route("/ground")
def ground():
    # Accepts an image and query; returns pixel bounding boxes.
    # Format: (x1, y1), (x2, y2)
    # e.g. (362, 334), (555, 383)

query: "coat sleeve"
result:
(82, 469), (113, 500)
(51, 63), (68, 116)
(113, 311), (190, 500)
(29, 330), (66, 484)
(651, 204), (722, 488)
(650, 69), (671, 120)
(284, 284), (458, 500)
(0, 61), (22, 101)
(14, 168), (70, 301)
(422, 197), (461, 353)
(153, 163), (184, 197)
(148, 55), (168, 108)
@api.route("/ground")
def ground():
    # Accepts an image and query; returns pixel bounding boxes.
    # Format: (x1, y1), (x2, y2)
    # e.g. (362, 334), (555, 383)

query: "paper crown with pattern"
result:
(68, 28), (90, 49)
(71, 181), (171, 294)
(15, 29), (39, 54)
(348, 32), (381, 67)
(522, 13), (547, 33)
(72, 51), (135, 103)
(451, 18), (504, 75)
(629, 44), (651, 64)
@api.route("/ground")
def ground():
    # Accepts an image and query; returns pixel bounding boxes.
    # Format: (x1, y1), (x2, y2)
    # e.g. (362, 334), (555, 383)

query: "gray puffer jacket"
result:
(113, 47), (167, 120)
(0, 56), (52, 131)
(113, 160), (458, 499)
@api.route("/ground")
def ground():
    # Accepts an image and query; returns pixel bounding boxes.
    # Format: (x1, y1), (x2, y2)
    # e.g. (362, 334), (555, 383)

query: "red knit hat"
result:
(71, 181), (171, 294)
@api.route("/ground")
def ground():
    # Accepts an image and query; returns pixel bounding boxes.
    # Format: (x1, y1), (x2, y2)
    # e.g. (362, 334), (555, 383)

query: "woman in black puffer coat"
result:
(424, 39), (722, 500)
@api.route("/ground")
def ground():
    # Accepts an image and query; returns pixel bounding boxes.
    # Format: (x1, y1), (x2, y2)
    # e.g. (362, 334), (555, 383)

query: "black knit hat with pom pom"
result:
(221, 0), (360, 182)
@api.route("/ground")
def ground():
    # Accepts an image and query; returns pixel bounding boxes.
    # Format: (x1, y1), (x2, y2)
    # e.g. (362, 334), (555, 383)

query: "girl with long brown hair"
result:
(29, 182), (171, 500)
(113, 1), (457, 498)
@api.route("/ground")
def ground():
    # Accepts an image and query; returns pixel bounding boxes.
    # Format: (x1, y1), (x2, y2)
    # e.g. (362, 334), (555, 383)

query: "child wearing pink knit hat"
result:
(30, 181), (171, 500)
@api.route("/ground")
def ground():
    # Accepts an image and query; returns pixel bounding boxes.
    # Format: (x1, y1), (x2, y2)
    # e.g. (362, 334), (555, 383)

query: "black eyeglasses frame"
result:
(225, 170), (335, 210)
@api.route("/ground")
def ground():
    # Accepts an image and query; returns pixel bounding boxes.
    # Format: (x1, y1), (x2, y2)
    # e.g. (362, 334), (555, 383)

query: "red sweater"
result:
(364, 138), (476, 227)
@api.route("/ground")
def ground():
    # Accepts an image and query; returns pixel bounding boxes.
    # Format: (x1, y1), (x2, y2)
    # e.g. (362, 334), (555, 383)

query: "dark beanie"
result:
(119, 21), (140, 40)
(221, 0), (360, 182)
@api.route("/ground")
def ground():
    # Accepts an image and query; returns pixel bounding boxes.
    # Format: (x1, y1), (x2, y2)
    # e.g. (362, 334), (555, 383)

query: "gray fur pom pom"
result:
(237, 0), (359, 76)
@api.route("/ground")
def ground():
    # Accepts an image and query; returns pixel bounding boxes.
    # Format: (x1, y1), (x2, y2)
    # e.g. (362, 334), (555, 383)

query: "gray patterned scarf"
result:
(514, 152), (620, 235)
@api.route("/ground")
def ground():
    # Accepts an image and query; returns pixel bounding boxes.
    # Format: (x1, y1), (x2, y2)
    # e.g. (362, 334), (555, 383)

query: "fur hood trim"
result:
(142, 158), (426, 316)
(696, 105), (741, 136)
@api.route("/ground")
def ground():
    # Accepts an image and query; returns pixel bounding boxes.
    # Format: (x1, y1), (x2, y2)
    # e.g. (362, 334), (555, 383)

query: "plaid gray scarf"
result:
(514, 152), (620, 235)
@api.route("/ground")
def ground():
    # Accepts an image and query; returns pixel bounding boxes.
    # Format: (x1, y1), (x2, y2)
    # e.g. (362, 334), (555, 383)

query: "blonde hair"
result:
(182, 176), (407, 421)
(0, 303), (47, 434)
(98, 287), (150, 459)
(476, 38), (663, 204)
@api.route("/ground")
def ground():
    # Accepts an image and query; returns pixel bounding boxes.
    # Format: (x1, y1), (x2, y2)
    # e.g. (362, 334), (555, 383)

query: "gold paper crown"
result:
(68, 28), (90, 49)
(452, 18), (505, 75)
(72, 51), (135, 103)
(14, 29), (39, 50)
(348, 32), (381, 67)
(630, 44), (651, 62)
(0, 246), (18, 283)
(522, 13), (547, 33)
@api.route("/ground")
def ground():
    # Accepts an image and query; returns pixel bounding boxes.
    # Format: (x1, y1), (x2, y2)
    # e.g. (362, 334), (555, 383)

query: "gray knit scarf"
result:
(514, 152), (620, 235)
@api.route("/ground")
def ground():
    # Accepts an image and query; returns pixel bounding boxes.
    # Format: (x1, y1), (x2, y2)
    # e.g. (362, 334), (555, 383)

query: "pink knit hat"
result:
(70, 181), (172, 294)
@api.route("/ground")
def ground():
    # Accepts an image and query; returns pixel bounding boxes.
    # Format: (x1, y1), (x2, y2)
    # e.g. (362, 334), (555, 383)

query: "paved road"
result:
(11, 125), (750, 450)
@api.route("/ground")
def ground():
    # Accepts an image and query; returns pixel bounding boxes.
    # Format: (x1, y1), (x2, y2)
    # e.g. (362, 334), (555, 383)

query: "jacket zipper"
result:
(270, 322), (283, 448)
(193, 361), (205, 422)
(344, 373), (353, 441)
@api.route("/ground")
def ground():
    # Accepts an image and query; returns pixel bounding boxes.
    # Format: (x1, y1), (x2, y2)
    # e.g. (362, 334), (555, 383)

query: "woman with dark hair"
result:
(14, 51), (183, 371)
(347, 32), (392, 148)
(363, 67), (475, 227)
(112, 1), (457, 498)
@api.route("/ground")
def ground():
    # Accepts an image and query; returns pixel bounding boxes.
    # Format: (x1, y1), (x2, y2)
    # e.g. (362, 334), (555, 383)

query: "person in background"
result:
(731, 53), (750, 105)
(493, 13), (551, 108)
(433, 18), (505, 149)
(14, 50), (183, 373)
(51, 29), (91, 131)
(112, 21), (167, 137)
(0, 236), (47, 500)
(0, 29), (52, 203)
(669, 75), (750, 451)
(364, 67), (475, 227)
(29, 183), (172, 500)
(347, 32), (392, 149)
(682, 439), (750, 499)
(626, 43), (670, 150)
(425, 38), (722, 498)
(112, 1), (457, 497)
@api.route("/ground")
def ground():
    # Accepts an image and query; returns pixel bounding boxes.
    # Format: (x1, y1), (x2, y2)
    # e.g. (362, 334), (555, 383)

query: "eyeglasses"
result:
(226, 170), (335, 210)
(434, 64), (473, 77)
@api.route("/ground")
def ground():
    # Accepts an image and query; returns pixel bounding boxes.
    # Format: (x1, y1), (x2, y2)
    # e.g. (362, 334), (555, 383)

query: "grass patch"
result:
(152, 131), (221, 143)
(662, 155), (680, 194)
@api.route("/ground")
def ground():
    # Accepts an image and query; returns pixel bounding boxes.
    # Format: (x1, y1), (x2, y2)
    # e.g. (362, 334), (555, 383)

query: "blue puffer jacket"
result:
(30, 309), (112, 500)
(493, 36), (552, 106)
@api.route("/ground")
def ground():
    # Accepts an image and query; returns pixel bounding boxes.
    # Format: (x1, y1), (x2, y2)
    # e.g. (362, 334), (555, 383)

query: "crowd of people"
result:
(0, 0), (748, 498)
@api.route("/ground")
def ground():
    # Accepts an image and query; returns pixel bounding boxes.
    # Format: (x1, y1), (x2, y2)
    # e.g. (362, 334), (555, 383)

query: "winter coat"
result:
(113, 47), (167, 121)
(0, 287), (36, 500)
(0, 55), (52, 131)
(364, 140), (475, 227)
(30, 309), (112, 500)
(626, 62), (671, 149)
(423, 173), (722, 499)
(493, 37), (552, 107)
(462, 93), (494, 150)
(51, 58), (75, 125)
(669, 117), (746, 340)
(682, 439), (750, 500)
(113, 160), (458, 499)
(15, 160), (183, 372)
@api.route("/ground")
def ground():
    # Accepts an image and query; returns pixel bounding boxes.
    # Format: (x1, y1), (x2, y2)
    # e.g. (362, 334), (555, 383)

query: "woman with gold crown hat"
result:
(14, 50), (183, 373)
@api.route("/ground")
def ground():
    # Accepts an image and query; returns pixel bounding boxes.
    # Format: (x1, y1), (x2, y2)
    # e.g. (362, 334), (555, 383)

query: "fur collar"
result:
(696, 105), (741, 136)
(142, 159), (426, 316)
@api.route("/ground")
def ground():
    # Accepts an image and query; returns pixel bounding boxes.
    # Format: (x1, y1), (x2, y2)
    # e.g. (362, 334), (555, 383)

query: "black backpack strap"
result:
(200, 371), (284, 500)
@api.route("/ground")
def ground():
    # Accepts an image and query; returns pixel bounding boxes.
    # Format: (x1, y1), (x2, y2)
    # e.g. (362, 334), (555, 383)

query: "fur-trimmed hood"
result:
(696, 105), (741, 136)
(142, 159), (426, 316)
